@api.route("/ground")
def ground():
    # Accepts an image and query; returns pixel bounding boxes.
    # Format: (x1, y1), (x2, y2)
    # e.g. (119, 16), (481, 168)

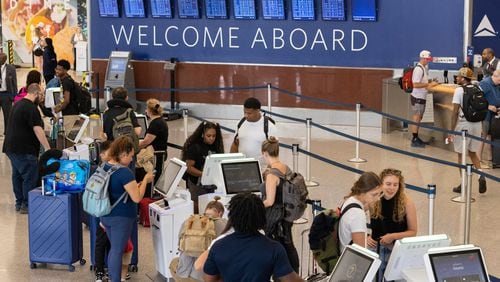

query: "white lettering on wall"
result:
(351, 30), (368, 51)
(311, 29), (327, 51)
(165, 26), (179, 47)
(204, 27), (223, 48)
(229, 27), (240, 48)
(289, 28), (307, 50)
(183, 26), (199, 47)
(111, 25), (134, 45)
(138, 25), (148, 46)
(153, 26), (162, 46)
(251, 28), (268, 49)
(332, 29), (346, 51)
(273, 28), (284, 49)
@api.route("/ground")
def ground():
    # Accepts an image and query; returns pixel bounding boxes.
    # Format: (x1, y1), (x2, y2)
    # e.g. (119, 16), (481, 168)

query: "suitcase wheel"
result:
(128, 264), (138, 272)
(30, 263), (37, 269)
(80, 259), (86, 266)
(68, 265), (76, 272)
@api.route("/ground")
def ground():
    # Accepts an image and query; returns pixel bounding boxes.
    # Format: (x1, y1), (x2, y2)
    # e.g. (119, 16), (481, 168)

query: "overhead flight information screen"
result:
(262, 0), (285, 20)
(233, 0), (257, 19)
(150, 0), (173, 18)
(205, 0), (228, 19)
(292, 0), (315, 20)
(322, 0), (345, 20)
(178, 0), (201, 18)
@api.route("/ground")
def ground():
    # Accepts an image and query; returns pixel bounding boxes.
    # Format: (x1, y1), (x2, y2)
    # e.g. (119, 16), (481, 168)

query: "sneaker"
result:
(479, 176), (487, 194)
(15, 206), (20, 212)
(411, 139), (425, 148)
(19, 206), (29, 214)
(121, 273), (131, 281)
(417, 137), (430, 145)
(95, 272), (105, 282)
(453, 184), (461, 193)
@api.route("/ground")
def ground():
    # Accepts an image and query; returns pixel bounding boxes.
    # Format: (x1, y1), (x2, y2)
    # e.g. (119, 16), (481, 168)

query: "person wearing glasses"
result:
(3, 83), (50, 214)
(368, 168), (417, 281)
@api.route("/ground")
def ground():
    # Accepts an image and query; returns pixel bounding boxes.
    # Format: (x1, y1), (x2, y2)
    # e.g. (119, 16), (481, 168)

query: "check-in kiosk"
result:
(104, 51), (136, 108)
(198, 156), (262, 217)
(149, 158), (193, 279)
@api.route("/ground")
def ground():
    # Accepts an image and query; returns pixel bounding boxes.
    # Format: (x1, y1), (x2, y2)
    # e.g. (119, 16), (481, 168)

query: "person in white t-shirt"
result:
(410, 50), (439, 148)
(447, 67), (487, 194)
(230, 97), (277, 166)
(339, 172), (382, 252)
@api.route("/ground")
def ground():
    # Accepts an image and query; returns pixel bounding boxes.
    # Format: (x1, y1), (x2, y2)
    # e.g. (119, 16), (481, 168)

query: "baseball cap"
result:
(419, 50), (432, 59)
(458, 67), (474, 79)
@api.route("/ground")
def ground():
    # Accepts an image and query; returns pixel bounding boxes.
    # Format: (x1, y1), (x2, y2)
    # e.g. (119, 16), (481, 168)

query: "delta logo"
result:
(474, 15), (498, 37)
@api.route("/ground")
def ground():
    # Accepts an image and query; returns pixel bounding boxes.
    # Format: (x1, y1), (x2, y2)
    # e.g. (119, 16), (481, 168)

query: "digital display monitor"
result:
(124, 0), (146, 17)
(262, 0), (285, 20)
(292, 0), (315, 20)
(178, 0), (200, 18)
(233, 0), (256, 19)
(200, 153), (246, 186)
(351, 0), (376, 21)
(109, 58), (128, 72)
(221, 160), (262, 194)
(329, 244), (381, 282)
(150, 0), (173, 18)
(66, 114), (90, 144)
(425, 245), (489, 282)
(99, 0), (120, 17)
(135, 114), (148, 139)
(154, 158), (187, 199)
(385, 234), (451, 281)
(205, 0), (228, 19)
(44, 87), (62, 108)
(322, 0), (345, 20)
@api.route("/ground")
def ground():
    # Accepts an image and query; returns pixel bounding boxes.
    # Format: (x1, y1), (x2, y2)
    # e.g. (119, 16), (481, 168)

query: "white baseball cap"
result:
(419, 50), (432, 59)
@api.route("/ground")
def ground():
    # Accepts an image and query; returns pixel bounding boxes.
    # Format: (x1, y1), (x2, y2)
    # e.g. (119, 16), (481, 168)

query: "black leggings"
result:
(276, 221), (300, 273)
(95, 225), (111, 273)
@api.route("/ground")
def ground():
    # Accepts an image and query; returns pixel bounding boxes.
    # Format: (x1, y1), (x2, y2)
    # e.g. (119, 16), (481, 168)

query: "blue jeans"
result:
(377, 244), (393, 282)
(100, 216), (135, 282)
(7, 153), (39, 208)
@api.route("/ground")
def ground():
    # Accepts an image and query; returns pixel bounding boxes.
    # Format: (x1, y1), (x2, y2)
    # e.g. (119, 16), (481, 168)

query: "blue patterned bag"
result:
(44, 159), (90, 193)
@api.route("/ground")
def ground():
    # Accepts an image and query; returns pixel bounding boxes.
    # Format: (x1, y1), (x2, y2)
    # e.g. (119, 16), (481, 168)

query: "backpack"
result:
(461, 84), (489, 122)
(65, 76), (92, 114)
(82, 163), (128, 217)
(269, 167), (308, 222)
(112, 108), (140, 153)
(398, 65), (424, 93)
(44, 159), (90, 193)
(308, 203), (362, 274)
(236, 114), (275, 139)
(179, 215), (217, 257)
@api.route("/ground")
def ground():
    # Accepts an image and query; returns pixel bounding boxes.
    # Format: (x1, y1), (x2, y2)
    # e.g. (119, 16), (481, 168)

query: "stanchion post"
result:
(427, 184), (436, 235)
(267, 83), (272, 117)
(183, 109), (189, 141)
(292, 144), (299, 172)
(464, 164), (473, 244)
(452, 130), (475, 203)
(348, 103), (367, 163)
(305, 118), (319, 187)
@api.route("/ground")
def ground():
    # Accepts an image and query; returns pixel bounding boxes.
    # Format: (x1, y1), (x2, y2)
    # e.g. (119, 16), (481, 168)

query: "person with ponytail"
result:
(368, 169), (417, 280)
(181, 121), (224, 213)
(339, 172), (383, 252)
(260, 136), (300, 273)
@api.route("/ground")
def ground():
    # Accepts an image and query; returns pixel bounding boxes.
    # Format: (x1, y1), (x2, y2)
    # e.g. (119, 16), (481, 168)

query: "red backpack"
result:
(398, 65), (424, 93)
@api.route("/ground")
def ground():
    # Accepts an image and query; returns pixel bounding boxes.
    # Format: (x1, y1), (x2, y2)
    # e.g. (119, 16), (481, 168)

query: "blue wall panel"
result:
(91, 0), (464, 68)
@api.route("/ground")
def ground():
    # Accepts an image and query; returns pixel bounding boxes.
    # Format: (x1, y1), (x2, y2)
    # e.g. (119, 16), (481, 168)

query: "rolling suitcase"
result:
(491, 116), (500, 168)
(28, 188), (86, 271)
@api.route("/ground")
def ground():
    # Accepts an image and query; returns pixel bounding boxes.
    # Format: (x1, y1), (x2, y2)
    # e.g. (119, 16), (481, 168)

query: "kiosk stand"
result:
(149, 158), (193, 279)
(104, 51), (136, 109)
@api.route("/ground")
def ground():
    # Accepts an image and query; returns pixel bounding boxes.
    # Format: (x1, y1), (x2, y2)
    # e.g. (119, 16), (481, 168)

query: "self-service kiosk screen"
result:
(233, 0), (256, 19)
(322, 0), (345, 20)
(151, 0), (173, 18)
(109, 58), (128, 73)
(178, 0), (201, 18)
(99, 0), (120, 17)
(205, 0), (228, 19)
(352, 0), (376, 21)
(292, 0), (315, 20)
(124, 0), (146, 17)
(221, 161), (262, 194)
(262, 0), (285, 20)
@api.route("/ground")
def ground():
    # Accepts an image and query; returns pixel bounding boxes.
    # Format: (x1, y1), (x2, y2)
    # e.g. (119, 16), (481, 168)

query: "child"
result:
(99, 222), (133, 282)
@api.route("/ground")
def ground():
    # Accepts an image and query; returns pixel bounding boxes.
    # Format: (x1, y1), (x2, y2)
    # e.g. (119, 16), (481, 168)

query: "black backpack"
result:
(461, 84), (488, 122)
(67, 77), (92, 114)
(236, 114), (275, 139)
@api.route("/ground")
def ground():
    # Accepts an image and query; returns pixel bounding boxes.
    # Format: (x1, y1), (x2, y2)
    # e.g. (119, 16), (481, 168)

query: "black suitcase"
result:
(491, 117), (500, 168)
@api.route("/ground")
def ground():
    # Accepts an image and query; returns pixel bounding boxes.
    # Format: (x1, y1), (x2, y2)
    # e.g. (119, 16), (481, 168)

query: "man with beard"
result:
(3, 83), (50, 214)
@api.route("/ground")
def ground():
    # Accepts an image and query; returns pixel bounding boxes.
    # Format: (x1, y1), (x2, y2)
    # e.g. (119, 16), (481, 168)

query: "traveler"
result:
(99, 137), (154, 282)
(479, 69), (500, 166)
(203, 192), (303, 282)
(102, 87), (142, 142)
(368, 168), (417, 280)
(481, 48), (499, 78)
(3, 83), (50, 214)
(0, 52), (18, 136)
(41, 37), (57, 84)
(230, 97), (277, 166)
(339, 172), (382, 252)
(181, 121), (224, 213)
(261, 136), (299, 273)
(13, 70), (52, 117)
(54, 59), (80, 132)
(409, 50), (439, 148)
(448, 68), (487, 193)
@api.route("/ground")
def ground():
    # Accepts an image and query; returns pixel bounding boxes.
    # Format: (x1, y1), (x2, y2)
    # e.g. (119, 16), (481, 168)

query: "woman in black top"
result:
(181, 121), (224, 213)
(41, 37), (57, 84)
(139, 99), (169, 182)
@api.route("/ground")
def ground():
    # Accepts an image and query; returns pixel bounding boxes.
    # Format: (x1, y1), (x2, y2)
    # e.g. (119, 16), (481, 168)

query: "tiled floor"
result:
(0, 69), (499, 281)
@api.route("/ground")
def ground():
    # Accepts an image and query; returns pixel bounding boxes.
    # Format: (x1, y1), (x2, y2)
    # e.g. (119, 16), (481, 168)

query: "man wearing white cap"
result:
(410, 50), (439, 148)
(448, 67), (487, 194)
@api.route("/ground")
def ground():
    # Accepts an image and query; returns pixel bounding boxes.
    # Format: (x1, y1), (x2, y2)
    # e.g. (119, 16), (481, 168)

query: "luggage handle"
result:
(41, 176), (57, 196)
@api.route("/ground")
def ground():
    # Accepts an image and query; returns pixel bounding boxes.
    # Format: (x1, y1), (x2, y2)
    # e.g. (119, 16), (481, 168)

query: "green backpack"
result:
(112, 108), (139, 153)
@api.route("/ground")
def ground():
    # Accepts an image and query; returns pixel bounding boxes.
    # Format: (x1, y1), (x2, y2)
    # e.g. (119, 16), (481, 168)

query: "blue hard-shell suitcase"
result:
(28, 189), (86, 271)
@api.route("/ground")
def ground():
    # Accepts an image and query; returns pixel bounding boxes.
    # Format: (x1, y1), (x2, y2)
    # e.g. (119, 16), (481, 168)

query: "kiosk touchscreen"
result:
(135, 114), (148, 139)
(66, 114), (90, 144)
(328, 244), (381, 282)
(154, 157), (187, 200)
(45, 87), (63, 108)
(424, 245), (490, 282)
(221, 160), (262, 194)
(104, 51), (136, 108)
(384, 234), (451, 281)
(200, 153), (245, 186)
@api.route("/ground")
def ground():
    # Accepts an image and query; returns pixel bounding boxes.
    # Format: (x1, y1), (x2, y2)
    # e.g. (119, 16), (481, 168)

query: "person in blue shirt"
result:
(203, 192), (303, 282)
(479, 70), (500, 164)
(99, 137), (154, 282)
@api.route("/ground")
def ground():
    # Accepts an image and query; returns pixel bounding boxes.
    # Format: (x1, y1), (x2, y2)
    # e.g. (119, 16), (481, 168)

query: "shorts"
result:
(410, 96), (426, 116)
(453, 121), (482, 153)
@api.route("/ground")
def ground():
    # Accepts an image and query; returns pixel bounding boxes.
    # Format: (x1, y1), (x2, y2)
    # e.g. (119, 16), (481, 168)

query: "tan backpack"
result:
(179, 215), (216, 257)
